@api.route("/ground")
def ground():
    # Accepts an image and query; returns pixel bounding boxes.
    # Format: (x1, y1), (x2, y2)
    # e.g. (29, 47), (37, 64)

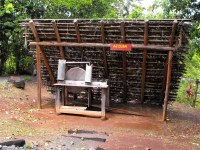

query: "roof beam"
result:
(52, 20), (65, 59)
(121, 21), (127, 103)
(74, 19), (84, 60)
(141, 20), (149, 103)
(29, 20), (56, 84)
(100, 20), (108, 78)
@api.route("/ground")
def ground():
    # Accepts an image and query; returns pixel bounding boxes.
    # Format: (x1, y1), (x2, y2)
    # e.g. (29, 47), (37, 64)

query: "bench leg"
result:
(101, 88), (107, 120)
(88, 88), (92, 107)
(55, 87), (61, 114)
(106, 86), (110, 107)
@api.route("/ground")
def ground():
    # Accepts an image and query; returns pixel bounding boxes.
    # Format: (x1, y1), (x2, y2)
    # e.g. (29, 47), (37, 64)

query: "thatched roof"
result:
(20, 19), (191, 105)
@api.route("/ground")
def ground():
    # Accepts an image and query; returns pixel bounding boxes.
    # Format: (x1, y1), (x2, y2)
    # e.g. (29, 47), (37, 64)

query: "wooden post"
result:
(160, 20), (178, 104)
(121, 21), (127, 103)
(74, 19), (84, 60)
(141, 20), (149, 103)
(29, 20), (56, 84)
(100, 20), (108, 78)
(52, 20), (65, 59)
(36, 45), (41, 109)
(162, 50), (173, 121)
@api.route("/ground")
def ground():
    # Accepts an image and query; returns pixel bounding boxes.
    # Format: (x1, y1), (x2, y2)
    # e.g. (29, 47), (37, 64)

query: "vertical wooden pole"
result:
(36, 45), (41, 109)
(160, 20), (178, 104)
(52, 20), (65, 59)
(162, 50), (173, 121)
(121, 21), (127, 103)
(29, 20), (56, 108)
(141, 20), (149, 103)
(74, 19), (84, 60)
(100, 20), (108, 78)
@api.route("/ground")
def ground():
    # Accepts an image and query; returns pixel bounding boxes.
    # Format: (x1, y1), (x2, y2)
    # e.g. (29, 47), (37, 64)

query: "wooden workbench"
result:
(54, 80), (109, 119)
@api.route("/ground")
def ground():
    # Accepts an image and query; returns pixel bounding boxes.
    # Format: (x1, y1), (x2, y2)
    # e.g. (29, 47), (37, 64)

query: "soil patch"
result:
(0, 76), (199, 149)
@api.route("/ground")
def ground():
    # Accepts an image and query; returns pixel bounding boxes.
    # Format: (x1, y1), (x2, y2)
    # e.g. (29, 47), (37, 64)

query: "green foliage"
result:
(20, 56), (34, 71)
(5, 53), (16, 74)
(176, 39), (200, 106)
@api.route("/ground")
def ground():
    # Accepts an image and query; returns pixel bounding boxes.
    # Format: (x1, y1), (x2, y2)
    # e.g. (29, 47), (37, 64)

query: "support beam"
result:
(121, 21), (127, 103)
(36, 45), (41, 109)
(30, 41), (176, 51)
(100, 20), (108, 78)
(141, 20), (149, 103)
(52, 20), (65, 59)
(162, 50), (173, 121)
(74, 19), (84, 59)
(160, 20), (178, 104)
(29, 20), (56, 84)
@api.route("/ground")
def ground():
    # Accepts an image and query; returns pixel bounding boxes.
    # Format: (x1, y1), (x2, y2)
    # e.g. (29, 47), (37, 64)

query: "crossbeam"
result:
(29, 42), (176, 51)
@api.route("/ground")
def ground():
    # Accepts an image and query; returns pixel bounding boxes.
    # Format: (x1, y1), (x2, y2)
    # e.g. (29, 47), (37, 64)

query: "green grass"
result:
(23, 75), (32, 82)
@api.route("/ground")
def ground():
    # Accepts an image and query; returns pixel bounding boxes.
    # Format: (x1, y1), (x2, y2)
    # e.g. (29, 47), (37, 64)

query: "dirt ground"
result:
(0, 76), (199, 150)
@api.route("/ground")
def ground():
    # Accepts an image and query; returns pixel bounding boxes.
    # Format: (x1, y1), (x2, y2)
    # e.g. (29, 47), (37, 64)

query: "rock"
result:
(70, 141), (74, 145)
(13, 80), (25, 89)
(8, 76), (25, 89)
(45, 142), (49, 147)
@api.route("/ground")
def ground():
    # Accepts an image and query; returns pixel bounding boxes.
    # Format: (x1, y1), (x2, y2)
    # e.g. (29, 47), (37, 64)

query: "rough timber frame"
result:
(24, 19), (191, 121)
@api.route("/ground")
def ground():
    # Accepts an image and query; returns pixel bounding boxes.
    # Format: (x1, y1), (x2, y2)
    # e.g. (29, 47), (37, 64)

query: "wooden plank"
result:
(121, 21), (127, 103)
(30, 41), (176, 51)
(60, 106), (87, 110)
(141, 20), (149, 103)
(52, 20), (65, 59)
(162, 50), (173, 121)
(58, 108), (102, 117)
(74, 19), (84, 59)
(29, 20), (56, 84)
(54, 80), (108, 88)
(100, 20), (108, 78)
(36, 45), (41, 109)
(160, 20), (178, 104)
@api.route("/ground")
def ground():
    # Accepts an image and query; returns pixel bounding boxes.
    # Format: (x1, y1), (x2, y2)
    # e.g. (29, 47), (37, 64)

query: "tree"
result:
(0, 0), (15, 74)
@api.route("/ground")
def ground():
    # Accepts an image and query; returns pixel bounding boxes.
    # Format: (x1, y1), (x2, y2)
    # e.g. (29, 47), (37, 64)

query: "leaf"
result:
(5, 2), (14, 14)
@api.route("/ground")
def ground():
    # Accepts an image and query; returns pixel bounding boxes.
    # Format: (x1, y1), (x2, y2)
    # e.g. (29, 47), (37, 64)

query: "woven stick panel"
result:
(21, 19), (191, 104)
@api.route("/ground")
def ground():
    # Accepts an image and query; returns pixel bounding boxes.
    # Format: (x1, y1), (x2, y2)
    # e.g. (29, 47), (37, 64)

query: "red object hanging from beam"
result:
(110, 43), (132, 51)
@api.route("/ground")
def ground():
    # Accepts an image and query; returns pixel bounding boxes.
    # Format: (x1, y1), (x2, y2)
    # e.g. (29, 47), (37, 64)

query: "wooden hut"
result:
(20, 19), (191, 120)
